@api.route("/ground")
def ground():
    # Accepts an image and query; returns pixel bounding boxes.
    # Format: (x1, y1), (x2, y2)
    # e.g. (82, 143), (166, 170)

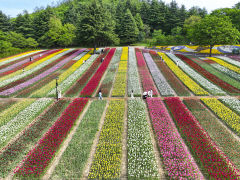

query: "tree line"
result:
(0, 0), (240, 54)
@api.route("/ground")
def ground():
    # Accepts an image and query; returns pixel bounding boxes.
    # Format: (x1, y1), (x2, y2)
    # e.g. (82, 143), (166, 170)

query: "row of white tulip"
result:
(127, 99), (159, 178)
(127, 47), (141, 96)
(0, 98), (53, 149)
(167, 53), (226, 95)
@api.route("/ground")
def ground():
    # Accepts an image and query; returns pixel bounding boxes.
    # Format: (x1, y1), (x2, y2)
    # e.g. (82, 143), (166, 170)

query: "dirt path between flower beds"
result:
(42, 100), (92, 180)
(81, 101), (109, 179)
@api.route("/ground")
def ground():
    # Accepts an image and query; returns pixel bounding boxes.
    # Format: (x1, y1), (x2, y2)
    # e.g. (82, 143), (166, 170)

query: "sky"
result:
(0, 0), (240, 17)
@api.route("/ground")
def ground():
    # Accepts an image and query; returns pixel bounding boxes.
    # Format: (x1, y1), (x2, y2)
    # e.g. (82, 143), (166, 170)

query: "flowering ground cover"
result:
(159, 53), (208, 96)
(15, 98), (88, 178)
(149, 51), (191, 96)
(187, 55), (240, 90)
(127, 47), (141, 97)
(51, 100), (107, 179)
(208, 57), (240, 74)
(127, 99), (159, 179)
(29, 49), (85, 97)
(0, 50), (51, 76)
(136, 50), (158, 96)
(80, 48), (116, 97)
(167, 53), (226, 95)
(111, 48), (128, 97)
(97, 47), (122, 97)
(184, 99), (240, 170)
(147, 98), (202, 179)
(0, 49), (68, 84)
(0, 99), (17, 113)
(0, 99), (35, 127)
(165, 97), (240, 179)
(65, 49), (108, 97)
(176, 54), (240, 94)
(219, 97), (240, 115)
(144, 53), (175, 96)
(48, 54), (98, 97)
(201, 97), (240, 136)
(0, 99), (70, 178)
(211, 63), (240, 81)
(0, 50), (81, 96)
(0, 50), (48, 75)
(0, 98), (53, 150)
(0, 50), (43, 67)
(88, 100), (125, 179)
(216, 56), (240, 68)
(0, 49), (71, 90)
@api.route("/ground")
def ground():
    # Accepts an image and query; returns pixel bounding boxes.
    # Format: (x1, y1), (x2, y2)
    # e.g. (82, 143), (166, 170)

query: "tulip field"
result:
(0, 47), (240, 179)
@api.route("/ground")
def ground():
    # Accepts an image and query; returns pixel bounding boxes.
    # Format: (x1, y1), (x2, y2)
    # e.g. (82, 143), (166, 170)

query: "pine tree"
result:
(119, 9), (139, 44)
(77, 0), (119, 51)
(0, 11), (11, 32)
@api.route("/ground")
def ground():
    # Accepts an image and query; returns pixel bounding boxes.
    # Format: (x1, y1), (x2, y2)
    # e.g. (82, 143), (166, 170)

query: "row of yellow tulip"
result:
(158, 52), (208, 95)
(208, 57), (240, 74)
(201, 98), (240, 135)
(112, 47), (128, 97)
(30, 51), (91, 97)
(88, 100), (125, 179)
(120, 47), (128, 60)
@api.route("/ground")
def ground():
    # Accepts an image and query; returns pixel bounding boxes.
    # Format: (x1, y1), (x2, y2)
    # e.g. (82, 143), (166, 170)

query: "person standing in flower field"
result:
(98, 89), (102, 100)
(150, 89), (153, 97)
(131, 90), (134, 98)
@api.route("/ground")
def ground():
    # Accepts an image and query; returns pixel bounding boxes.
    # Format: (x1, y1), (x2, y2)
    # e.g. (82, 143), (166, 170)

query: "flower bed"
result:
(80, 48), (116, 97)
(0, 50), (43, 67)
(208, 57), (240, 74)
(29, 49), (86, 97)
(165, 97), (239, 179)
(97, 47), (122, 97)
(51, 100), (107, 179)
(144, 53), (175, 96)
(147, 98), (202, 179)
(201, 98), (240, 136)
(0, 50), (81, 96)
(0, 49), (70, 89)
(149, 51), (191, 96)
(166, 53), (225, 95)
(0, 99), (35, 127)
(48, 54), (98, 97)
(184, 99), (240, 170)
(15, 98), (88, 178)
(216, 56), (240, 68)
(88, 100), (125, 179)
(211, 63), (240, 81)
(176, 54), (240, 94)
(0, 50), (52, 76)
(127, 47), (141, 96)
(127, 99), (159, 179)
(159, 53), (208, 95)
(65, 49), (109, 97)
(0, 99), (17, 113)
(111, 48), (128, 97)
(219, 97), (240, 115)
(0, 98), (53, 150)
(0, 99), (70, 178)
(136, 51), (158, 96)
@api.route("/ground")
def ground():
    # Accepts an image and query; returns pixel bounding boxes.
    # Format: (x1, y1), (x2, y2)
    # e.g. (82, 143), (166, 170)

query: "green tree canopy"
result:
(0, 10), (11, 32)
(119, 9), (139, 44)
(40, 16), (76, 47)
(190, 15), (240, 56)
(77, 0), (119, 51)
